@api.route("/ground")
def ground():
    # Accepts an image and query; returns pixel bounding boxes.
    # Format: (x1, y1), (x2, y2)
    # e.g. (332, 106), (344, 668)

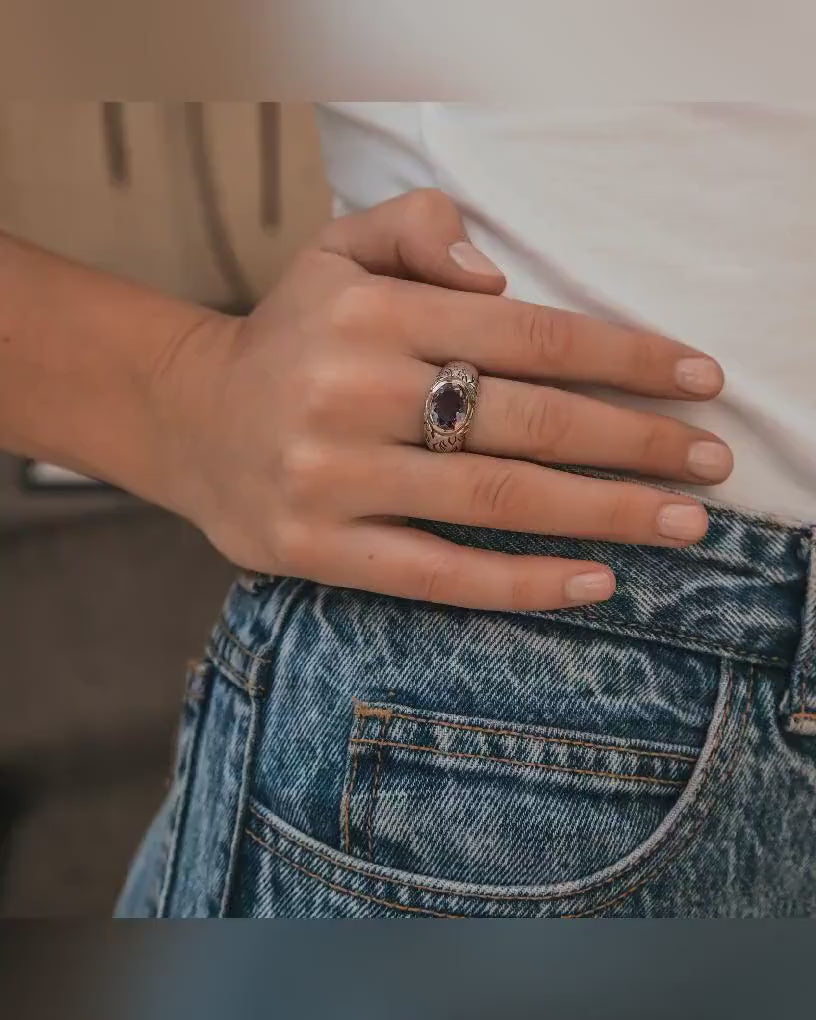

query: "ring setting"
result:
(423, 361), (479, 453)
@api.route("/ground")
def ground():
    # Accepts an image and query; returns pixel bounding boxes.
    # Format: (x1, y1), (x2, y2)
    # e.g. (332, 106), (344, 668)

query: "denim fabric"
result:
(117, 499), (816, 917)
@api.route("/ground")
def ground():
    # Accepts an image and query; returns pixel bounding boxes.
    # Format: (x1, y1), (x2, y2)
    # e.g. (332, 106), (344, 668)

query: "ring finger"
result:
(385, 358), (733, 485)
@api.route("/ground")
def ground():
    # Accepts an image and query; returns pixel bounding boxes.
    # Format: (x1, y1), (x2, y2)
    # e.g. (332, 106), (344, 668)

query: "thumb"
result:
(316, 188), (506, 295)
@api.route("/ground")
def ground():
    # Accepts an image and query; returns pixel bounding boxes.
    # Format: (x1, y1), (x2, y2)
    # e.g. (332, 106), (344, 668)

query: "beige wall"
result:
(0, 102), (331, 307)
(0, 102), (332, 528)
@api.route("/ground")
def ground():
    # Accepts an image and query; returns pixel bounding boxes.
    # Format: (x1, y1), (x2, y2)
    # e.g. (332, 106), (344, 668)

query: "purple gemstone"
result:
(431, 382), (467, 430)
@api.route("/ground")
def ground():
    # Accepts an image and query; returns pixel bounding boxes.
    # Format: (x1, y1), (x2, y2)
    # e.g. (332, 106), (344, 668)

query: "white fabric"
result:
(316, 103), (816, 522)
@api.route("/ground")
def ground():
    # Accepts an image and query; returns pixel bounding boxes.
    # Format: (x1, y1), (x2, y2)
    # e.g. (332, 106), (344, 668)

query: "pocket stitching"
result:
(342, 742), (362, 854)
(566, 661), (755, 917)
(244, 827), (464, 918)
(370, 708), (697, 764)
(244, 658), (737, 906)
(349, 737), (686, 789)
(366, 716), (392, 863)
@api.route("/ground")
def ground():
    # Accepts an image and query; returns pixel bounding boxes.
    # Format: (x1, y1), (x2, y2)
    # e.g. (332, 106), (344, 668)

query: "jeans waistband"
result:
(413, 503), (815, 670)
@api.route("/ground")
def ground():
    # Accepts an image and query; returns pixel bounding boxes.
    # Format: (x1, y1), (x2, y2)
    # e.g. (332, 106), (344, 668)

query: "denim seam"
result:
(349, 737), (686, 788)
(568, 662), (756, 917)
(214, 614), (275, 664)
(532, 613), (789, 667)
(205, 643), (264, 698)
(373, 708), (697, 763)
(155, 664), (211, 917)
(342, 741), (362, 855)
(367, 715), (391, 863)
(210, 578), (310, 697)
(244, 658), (735, 905)
(799, 528), (816, 713)
(217, 582), (309, 914)
(243, 828), (463, 918)
(148, 661), (208, 914)
(219, 693), (261, 917)
(213, 594), (789, 700)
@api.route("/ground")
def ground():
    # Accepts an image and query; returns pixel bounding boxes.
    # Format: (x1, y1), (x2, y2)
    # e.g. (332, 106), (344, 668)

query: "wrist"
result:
(141, 306), (243, 521)
(0, 231), (244, 515)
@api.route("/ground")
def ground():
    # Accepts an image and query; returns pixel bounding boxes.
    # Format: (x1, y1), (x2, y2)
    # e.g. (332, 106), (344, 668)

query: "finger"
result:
(316, 189), (507, 294)
(471, 378), (733, 483)
(368, 279), (723, 400)
(309, 522), (616, 611)
(363, 447), (710, 547)
(380, 360), (733, 485)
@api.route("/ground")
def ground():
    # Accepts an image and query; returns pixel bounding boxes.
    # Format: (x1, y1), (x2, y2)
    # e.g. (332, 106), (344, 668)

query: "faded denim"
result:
(118, 498), (816, 917)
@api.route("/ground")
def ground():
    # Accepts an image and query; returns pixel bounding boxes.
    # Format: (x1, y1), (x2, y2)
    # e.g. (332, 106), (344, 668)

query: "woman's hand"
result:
(156, 189), (731, 611)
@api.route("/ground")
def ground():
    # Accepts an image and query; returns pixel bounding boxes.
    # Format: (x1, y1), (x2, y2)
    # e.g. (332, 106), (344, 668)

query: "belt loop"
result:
(787, 527), (816, 735)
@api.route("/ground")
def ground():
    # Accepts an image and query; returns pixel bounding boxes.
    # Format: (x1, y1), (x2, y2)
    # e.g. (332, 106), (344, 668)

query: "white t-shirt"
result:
(316, 103), (816, 523)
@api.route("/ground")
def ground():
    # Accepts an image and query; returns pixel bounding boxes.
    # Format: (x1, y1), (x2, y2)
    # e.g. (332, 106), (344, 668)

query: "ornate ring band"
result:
(423, 361), (480, 453)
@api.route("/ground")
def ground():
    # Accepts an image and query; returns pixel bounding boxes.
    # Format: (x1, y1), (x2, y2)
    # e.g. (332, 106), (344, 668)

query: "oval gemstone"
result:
(430, 382), (467, 430)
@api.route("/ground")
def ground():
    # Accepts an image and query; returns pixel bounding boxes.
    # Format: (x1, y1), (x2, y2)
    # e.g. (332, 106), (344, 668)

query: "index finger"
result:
(377, 279), (724, 400)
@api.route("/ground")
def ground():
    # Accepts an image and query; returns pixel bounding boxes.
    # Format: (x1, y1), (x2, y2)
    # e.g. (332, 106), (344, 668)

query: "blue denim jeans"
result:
(117, 500), (816, 917)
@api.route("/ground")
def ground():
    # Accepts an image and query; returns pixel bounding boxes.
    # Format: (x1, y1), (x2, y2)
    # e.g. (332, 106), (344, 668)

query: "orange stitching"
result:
(367, 716), (391, 863)
(566, 662), (754, 918)
(342, 742), (361, 855)
(214, 615), (274, 664)
(375, 708), (697, 764)
(368, 745), (385, 862)
(206, 644), (266, 697)
(349, 737), (685, 788)
(246, 662), (736, 905)
(243, 829), (463, 918)
(791, 711), (816, 720)
(355, 701), (393, 722)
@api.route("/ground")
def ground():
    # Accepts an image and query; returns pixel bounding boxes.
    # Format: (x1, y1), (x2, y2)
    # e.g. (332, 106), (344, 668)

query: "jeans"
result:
(117, 499), (816, 917)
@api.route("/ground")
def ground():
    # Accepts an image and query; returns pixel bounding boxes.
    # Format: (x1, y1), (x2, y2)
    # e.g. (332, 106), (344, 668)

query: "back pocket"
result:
(342, 699), (698, 886)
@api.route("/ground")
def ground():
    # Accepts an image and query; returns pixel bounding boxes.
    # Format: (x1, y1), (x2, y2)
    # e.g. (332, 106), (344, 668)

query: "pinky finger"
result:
(312, 522), (616, 612)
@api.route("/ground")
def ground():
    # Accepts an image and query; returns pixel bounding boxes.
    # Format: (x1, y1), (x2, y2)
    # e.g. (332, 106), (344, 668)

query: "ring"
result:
(423, 361), (479, 453)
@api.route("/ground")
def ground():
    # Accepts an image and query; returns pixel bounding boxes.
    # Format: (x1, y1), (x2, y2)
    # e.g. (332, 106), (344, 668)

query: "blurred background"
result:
(0, 102), (330, 915)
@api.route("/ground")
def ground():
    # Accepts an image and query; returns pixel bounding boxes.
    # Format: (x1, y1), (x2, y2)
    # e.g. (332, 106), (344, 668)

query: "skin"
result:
(0, 188), (732, 612)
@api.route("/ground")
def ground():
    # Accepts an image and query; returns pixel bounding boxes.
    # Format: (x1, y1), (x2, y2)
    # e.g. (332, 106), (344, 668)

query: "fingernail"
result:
(675, 358), (722, 396)
(657, 503), (709, 541)
(564, 571), (616, 604)
(448, 241), (504, 277)
(686, 440), (732, 481)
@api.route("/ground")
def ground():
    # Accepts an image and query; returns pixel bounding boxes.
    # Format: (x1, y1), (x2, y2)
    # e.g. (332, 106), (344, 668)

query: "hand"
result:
(155, 189), (730, 611)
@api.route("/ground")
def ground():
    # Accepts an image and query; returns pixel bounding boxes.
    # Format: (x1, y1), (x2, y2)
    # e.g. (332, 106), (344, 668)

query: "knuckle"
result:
(514, 389), (574, 459)
(404, 187), (454, 221)
(302, 358), (346, 421)
(635, 419), (669, 465)
(279, 440), (330, 506)
(626, 336), (662, 381)
(519, 305), (574, 368)
(416, 553), (457, 603)
(508, 572), (537, 612)
(328, 281), (389, 337)
(603, 487), (640, 537)
(470, 466), (520, 520)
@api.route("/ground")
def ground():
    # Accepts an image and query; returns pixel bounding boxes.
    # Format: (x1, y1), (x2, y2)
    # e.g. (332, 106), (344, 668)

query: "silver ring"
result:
(423, 361), (479, 453)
